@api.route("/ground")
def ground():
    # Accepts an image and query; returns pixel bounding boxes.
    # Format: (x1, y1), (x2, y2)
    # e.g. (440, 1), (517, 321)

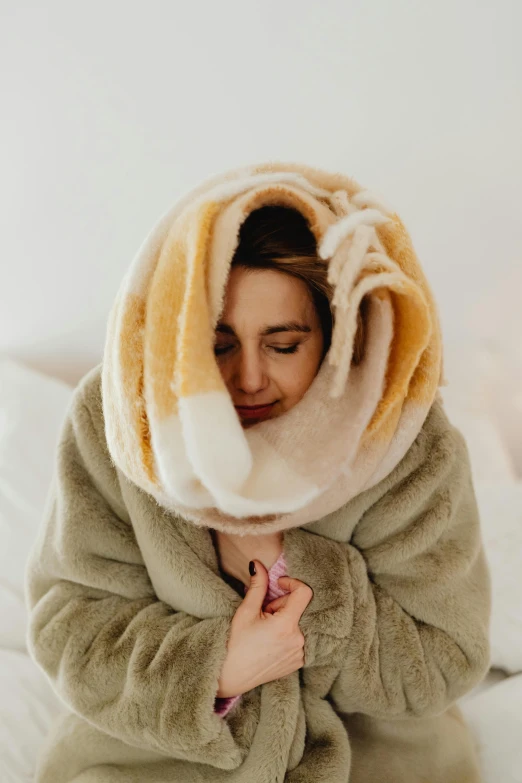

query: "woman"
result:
(25, 161), (491, 783)
(211, 203), (346, 580)
(211, 204), (365, 715)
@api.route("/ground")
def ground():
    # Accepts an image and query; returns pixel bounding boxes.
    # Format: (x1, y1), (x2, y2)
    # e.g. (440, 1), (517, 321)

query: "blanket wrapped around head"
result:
(102, 160), (445, 535)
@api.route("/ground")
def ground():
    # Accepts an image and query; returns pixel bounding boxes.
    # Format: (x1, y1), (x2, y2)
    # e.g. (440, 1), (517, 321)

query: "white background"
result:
(1, 7), (522, 780)
(1, 0), (521, 385)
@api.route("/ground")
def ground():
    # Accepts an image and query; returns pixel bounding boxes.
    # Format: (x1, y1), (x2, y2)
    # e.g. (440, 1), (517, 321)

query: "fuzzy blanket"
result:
(101, 161), (446, 535)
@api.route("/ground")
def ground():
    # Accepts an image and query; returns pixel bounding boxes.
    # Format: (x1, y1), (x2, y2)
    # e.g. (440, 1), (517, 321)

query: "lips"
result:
(234, 403), (276, 419)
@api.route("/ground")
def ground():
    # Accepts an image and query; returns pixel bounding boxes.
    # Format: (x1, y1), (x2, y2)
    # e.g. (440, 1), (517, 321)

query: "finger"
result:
(264, 595), (288, 614)
(280, 581), (314, 618)
(277, 575), (311, 595)
(241, 559), (269, 617)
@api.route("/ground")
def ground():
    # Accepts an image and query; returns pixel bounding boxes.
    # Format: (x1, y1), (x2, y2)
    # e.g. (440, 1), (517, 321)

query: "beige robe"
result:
(24, 364), (491, 782)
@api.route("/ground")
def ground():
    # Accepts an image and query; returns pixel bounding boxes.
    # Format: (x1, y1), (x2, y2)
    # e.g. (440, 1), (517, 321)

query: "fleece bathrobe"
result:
(25, 363), (491, 783)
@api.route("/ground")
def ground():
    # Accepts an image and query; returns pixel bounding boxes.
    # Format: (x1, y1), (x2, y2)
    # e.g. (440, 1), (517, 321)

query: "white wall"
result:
(1, 0), (521, 386)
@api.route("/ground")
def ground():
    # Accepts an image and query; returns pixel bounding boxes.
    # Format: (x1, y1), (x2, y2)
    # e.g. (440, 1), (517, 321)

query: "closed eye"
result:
(214, 345), (233, 356)
(213, 344), (300, 356)
(272, 344), (299, 354)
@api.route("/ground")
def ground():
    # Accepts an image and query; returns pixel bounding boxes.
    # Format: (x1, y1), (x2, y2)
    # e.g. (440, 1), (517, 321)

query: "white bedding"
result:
(1, 355), (521, 782)
(0, 650), (63, 783)
(461, 671), (522, 783)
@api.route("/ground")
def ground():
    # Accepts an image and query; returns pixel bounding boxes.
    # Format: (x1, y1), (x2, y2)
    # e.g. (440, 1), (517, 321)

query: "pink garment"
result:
(214, 551), (289, 717)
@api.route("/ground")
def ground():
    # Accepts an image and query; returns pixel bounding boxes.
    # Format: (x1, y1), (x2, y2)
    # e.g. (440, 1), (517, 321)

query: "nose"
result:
(233, 346), (268, 395)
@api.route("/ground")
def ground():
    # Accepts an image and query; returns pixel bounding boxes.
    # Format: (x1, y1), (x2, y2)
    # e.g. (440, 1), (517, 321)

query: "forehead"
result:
(220, 267), (313, 328)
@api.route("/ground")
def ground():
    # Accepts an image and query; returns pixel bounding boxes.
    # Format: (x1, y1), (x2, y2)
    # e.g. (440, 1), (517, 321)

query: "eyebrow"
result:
(216, 320), (312, 337)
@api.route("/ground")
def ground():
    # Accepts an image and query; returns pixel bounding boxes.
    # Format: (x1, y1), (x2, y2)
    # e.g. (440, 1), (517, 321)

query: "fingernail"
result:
(249, 560), (256, 576)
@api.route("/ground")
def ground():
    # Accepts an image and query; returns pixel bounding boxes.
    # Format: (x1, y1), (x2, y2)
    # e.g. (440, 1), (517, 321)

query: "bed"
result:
(1, 349), (521, 783)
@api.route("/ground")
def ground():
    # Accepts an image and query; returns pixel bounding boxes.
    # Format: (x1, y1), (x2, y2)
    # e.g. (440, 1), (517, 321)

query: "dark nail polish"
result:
(249, 560), (256, 576)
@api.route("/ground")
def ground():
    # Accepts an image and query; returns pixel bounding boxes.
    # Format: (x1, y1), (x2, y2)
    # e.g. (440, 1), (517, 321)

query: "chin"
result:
(241, 417), (262, 429)
(240, 410), (281, 429)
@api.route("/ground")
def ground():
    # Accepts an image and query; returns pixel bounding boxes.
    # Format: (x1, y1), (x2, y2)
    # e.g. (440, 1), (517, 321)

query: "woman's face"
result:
(214, 266), (325, 428)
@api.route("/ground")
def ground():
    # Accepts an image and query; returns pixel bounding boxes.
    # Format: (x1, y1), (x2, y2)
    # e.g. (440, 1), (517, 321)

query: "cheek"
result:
(277, 349), (322, 398)
(215, 360), (236, 391)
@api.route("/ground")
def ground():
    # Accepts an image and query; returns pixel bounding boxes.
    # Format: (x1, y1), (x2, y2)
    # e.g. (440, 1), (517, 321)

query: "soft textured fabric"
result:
(101, 160), (447, 536)
(24, 363), (491, 782)
(215, 553), (289, 717)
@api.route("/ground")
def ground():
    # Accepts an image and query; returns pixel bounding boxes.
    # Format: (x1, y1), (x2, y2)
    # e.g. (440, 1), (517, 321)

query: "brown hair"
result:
(231, 205), (365, 364)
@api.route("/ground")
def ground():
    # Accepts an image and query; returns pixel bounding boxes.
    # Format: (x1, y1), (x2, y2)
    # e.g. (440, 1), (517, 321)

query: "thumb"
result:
(241, 559), (268, 615)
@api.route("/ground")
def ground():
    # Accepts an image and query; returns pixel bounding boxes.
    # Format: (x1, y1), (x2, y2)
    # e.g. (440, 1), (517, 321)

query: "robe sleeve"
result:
(297, 400), (492, 720)
(24, 387), (248, 768)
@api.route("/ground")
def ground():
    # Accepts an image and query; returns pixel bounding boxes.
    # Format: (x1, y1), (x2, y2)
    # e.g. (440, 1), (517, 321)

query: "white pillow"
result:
(0, 649), (63, 783)
(474, 479), (522, 675)
(485, 352), (522, 480)
(464, 264), (522, 479)
(460, 671), (522, 783)
(441, 339), (517, 483)
(0, 356), (73, 650)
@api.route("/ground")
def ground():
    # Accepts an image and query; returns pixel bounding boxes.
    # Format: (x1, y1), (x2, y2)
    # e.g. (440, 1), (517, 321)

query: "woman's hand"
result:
(213, 530), (283, 586)
(216, 559), (313, 698)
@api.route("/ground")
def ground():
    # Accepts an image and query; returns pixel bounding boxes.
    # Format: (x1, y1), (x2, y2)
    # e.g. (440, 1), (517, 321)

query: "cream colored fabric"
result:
(101, 161), (445, 535)
(25, 364), (491, 782)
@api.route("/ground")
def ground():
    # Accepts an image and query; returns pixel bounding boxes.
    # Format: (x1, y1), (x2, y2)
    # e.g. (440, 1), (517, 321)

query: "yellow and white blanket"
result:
(102, 160), (445, 534)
